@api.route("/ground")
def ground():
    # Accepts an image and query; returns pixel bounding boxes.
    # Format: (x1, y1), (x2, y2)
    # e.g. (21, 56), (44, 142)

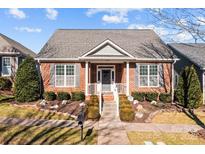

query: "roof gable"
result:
(81, 40), (134, 58)
(0, 33), (36, 57)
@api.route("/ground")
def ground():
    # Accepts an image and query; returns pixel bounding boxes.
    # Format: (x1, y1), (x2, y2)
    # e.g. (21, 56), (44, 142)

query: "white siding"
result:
(93, 45), (124, 56)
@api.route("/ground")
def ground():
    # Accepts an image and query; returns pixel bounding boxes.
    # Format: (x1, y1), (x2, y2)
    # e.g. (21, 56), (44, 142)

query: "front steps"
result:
(98, 102), (130, 145)
(101, 102), (117, 118)
(102, 93), (114, 102)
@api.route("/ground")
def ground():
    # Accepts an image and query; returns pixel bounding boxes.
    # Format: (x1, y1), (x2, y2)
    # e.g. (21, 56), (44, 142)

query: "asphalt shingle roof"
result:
(0, 33), (36, 57)
(168, 43), (205, 69)
(37, 29), (175, 59)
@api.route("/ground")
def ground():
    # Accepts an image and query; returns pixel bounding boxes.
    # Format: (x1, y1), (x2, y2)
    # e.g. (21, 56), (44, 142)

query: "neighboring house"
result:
(168, 43), (205, 104)
(0, 33), (36, 78)
(36, 29), (178, 101)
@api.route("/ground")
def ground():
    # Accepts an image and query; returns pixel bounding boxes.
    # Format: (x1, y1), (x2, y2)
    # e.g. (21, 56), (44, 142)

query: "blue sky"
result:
(0, 8), (197, 53)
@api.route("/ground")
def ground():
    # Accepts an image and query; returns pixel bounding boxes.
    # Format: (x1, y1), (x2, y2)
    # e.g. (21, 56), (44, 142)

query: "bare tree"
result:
(149, 8), (205, 43)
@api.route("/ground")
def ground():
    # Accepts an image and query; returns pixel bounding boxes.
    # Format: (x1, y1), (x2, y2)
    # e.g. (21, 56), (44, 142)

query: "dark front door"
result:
(102, 69), (111, 92)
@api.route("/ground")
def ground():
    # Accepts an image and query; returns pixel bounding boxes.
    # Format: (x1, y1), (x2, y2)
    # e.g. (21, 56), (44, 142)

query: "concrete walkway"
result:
(97, 102), (130, 145)
(123, 122), (202, 133)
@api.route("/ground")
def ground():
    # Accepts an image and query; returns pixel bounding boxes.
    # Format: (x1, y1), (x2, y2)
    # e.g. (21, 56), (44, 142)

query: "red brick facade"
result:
(40, 61), (172, 95)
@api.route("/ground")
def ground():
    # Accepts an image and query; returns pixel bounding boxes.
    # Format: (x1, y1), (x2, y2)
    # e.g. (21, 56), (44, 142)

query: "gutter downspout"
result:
(37, 59), (42, 99)
(172, 59), (177, 104)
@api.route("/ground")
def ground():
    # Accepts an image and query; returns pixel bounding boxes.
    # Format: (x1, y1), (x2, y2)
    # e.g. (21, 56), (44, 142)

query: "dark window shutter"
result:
(135, 63), (139, 87)
(0, 57), (2, 76)
(159, 63), (164, 87)
(50, 64), (55, 87)
(75, 64), (80, 87)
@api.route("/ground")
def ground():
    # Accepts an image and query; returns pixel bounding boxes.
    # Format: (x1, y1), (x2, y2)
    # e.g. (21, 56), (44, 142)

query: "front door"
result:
(102, 69), (111, 92)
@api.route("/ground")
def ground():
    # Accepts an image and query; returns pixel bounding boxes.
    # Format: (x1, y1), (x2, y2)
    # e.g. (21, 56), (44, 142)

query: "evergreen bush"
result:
(175, 65), (203, 109)
(159, 93), (172, 103)
(131, 91), (145, 102)
(145, 92), (158, 102)
(71, 91), (85, 101)
(0, 77), (12, 90)
(44, 91), (56, 101)
(57, 92), (70, 101)
(14, 57), (40, 102)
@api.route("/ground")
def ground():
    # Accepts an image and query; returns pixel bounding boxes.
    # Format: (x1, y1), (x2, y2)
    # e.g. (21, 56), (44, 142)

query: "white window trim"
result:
(138, 64), (159, 88)
(54, 64), (76, 88)
(1, 57), (12, 76)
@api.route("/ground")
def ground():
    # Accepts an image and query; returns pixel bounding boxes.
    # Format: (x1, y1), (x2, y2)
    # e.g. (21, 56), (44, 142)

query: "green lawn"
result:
(127, 131), (205, 145)
(151, 111), (205, 125)
(0, 124), (97, 145)
(0, 103), (72, 120)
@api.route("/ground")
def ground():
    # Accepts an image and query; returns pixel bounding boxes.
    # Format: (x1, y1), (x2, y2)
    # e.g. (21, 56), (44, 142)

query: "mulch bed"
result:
(10, 100), (83, 117)
(190, 129), (205, 140)
(132, 101), (179, 123)
(37, 100), (82, 116)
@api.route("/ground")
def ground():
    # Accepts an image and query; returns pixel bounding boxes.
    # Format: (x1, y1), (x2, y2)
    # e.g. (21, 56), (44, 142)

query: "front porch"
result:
(84, 62), (130, 99)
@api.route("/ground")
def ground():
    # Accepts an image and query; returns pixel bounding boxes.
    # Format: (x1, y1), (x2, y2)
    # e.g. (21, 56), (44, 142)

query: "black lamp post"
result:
(77, 107), (85, 141)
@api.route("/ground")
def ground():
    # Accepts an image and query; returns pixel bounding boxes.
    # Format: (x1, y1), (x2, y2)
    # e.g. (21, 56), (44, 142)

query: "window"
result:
(139, 64), (158, 87)
(2, 57), (11, 76)
(55, 64), (75, 87)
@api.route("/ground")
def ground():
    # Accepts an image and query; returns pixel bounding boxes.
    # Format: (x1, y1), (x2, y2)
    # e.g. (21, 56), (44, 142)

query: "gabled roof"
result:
(168, 43), (205, 69)
(0, 33), (36, 57)
(37, 29), (175, 60)
(81, 39), (134, 58)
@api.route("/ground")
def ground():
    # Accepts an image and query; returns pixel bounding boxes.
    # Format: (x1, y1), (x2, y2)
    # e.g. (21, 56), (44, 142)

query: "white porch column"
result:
(85, 61), (89, 96)
(126, 62), (130, 96)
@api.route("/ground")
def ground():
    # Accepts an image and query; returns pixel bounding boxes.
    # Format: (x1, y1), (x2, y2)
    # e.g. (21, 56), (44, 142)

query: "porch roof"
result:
(37, 29), (176, 60)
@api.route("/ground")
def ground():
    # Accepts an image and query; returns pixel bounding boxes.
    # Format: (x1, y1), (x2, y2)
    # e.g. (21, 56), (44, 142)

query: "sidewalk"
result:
(123, 122), (202, 133)
(97, 103), (130, 145)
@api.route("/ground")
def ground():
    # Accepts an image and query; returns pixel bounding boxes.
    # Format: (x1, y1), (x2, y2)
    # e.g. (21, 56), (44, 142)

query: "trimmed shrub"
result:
(176, 65), (203, 109)
(14, 57), (40, 102)
(44, 91), (56, 101)
(0, 77), (12, 90)
(119, 94), (127, 101)
(88, 95), (99, 107)
(120, 100), (131, 107)
(131, 92), (145, 102)
(159, 93), (172, 103)
(120, 107), (135, 122)
(119, 97), (135, 122)
(145, 92), (158, 102)
(57, 92), (70, 101)
(87, 106), (100, 120)
(71, 91), (85, 101)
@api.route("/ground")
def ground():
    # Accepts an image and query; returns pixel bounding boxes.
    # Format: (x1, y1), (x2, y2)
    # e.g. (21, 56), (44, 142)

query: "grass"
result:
(0, 124), (97, 145)
(0, 95), (14, 102)
(151, 111), (205, 125)
(127, 131), (205, 145)
(0, 103), (72, 120)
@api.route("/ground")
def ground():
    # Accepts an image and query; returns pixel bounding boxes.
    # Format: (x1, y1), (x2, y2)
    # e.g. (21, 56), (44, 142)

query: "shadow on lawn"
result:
(182, 108), (205, 129)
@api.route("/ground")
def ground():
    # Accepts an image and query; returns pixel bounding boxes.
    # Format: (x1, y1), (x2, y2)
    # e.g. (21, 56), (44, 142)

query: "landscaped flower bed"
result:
(128, 91), (177, 123)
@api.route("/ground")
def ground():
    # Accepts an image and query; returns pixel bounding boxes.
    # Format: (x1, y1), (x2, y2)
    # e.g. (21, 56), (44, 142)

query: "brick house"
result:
(168, 43), (205, 104)
(36, 29), (178, 102)
(0, 33), (36, 78)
